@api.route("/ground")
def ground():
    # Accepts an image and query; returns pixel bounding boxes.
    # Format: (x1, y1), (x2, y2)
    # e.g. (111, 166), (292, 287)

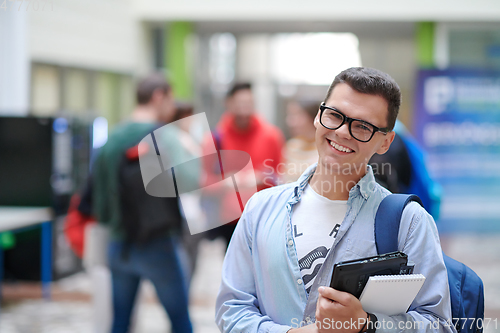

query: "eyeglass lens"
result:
(321, 109), (375, 142)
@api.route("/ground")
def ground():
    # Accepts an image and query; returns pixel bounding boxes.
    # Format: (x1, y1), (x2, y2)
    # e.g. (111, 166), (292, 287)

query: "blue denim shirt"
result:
(216, 164), (455, 333)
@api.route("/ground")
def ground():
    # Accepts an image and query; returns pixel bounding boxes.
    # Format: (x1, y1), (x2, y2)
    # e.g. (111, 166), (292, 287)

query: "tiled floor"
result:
(0, 239), (225, 333)
(1, 235), (500, 333)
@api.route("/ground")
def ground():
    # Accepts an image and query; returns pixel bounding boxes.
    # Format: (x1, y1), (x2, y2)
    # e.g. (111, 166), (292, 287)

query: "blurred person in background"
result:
(369, 120), (441, 219)
(201, 82), (285, 248)
(281, 99), (320, 183)
(368, 126), (411, 194)
(92, 74), (192, 333)
(160, 102), (205, 287)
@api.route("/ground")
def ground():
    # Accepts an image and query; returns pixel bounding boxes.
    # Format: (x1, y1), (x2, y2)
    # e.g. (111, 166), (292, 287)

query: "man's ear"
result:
(376, 131), (396, 155)
(313, 110), (321, 129)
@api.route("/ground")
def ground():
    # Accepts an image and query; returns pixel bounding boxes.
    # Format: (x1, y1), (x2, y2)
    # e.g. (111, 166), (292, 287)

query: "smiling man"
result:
(215, 67), (454, 333)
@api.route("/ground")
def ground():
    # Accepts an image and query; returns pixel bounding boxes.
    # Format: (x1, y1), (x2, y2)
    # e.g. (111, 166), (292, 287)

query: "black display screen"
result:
(0, 117), (53, 207)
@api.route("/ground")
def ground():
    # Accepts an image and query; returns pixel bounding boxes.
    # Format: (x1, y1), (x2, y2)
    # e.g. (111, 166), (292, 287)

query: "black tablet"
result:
(330, 251), (412, 298)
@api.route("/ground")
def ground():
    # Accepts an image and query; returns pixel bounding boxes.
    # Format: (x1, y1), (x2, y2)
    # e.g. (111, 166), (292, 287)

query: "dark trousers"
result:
(108, 236), (192, 333)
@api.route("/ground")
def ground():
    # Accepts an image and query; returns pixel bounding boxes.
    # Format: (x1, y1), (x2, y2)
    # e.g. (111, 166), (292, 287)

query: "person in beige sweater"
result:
(281, 99), (321, 183)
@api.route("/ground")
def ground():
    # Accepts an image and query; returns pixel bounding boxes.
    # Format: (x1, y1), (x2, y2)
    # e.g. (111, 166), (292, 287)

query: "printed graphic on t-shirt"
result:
(292, 184), (347, 294)
(298, 246), (328, 293)
(295, 223), (341, 293)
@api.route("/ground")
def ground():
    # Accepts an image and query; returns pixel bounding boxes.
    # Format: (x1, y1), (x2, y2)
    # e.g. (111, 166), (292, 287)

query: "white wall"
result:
(0, 10), (30, 115)
(237, 35), (276, 124)
(132, 0), (500, 21)
(29, 0), (139, 73)
(359, 37), (416, 127)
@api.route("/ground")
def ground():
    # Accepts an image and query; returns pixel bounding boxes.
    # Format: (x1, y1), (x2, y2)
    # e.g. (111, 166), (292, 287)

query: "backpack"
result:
(375, 194), (485, 333)
(118, 141), (182, 252)
(370, 122), (442, 220)
(397, 131), (442, 219)
(64, 176), (95, 258)
(369, 133), (412, 194)
(64, 192), (95, 258)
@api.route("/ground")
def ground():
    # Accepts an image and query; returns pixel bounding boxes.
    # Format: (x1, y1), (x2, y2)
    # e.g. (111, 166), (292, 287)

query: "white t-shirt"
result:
(292, 184), (348, 293)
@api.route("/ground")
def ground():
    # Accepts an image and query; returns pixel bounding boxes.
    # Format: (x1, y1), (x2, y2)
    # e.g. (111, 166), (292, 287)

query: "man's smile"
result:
(327, 139), (355, 154)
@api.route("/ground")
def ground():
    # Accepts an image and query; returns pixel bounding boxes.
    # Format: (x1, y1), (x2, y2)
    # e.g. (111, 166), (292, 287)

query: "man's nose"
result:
(335, 122), (352, 139)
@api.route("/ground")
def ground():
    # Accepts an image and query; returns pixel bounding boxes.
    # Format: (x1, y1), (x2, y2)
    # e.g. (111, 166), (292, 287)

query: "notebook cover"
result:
(359, 274), (426, 316)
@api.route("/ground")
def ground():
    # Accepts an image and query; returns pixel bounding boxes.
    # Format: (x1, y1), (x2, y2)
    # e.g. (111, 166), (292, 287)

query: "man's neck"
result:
(309, 162), (367, 201)
(233, 118), (250, 131)
(131, 105), (158, 123)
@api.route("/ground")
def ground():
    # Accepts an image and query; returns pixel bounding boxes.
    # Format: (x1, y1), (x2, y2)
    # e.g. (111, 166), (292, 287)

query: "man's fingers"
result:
(318, 286), (352, 305)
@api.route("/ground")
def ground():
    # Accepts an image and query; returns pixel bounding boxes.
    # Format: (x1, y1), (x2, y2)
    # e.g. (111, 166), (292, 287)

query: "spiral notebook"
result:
(359, 274), (426, 316)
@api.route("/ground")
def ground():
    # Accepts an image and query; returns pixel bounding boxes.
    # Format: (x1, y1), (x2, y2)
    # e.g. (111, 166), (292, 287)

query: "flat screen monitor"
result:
(0, 117), (53, 207)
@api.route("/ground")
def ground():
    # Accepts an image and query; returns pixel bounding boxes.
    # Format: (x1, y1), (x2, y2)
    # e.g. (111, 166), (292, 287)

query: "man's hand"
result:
(315, 286), (367, 332)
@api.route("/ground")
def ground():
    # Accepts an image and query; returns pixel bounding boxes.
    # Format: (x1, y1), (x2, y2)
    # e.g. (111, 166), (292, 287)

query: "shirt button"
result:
(288, 240), (294, 246)
(297, 279), (303, 285)
(305, 316), (311, 322)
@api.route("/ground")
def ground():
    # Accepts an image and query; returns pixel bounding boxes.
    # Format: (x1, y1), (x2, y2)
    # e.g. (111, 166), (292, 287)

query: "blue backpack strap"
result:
(374, 194), (423, 255)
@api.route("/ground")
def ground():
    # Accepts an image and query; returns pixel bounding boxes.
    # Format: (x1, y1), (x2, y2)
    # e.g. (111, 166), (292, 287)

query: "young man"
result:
(202, 82), (284, 246)
(92, 74), (192, 333)
(216, 68), (454, 333)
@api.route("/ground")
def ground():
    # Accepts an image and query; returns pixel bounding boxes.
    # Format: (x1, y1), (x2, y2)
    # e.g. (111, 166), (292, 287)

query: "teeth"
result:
(330, 141), (353, 153)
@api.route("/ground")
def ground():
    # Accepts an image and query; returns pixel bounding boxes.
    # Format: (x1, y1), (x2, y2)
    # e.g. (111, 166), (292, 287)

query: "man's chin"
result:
(317, 159), (367, 177)
(234, 116), (251, 129)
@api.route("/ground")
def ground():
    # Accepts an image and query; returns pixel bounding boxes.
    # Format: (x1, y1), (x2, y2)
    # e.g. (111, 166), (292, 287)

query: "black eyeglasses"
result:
(319, 103), (390, 143)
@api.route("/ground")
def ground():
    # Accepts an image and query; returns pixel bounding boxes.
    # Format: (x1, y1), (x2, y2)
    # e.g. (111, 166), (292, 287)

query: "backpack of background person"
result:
(374, 194), (485, 333)
(398, 132), (442, 219)
(64, 176), (95, 258)
(370, 122), (442, 220)
(118, 142), (182, 252)
(64, 192), (96, 258)
(369, 132), (412, 193)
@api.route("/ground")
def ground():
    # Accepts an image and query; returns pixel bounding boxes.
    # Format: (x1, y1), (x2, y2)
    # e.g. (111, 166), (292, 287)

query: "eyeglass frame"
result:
(318, 102), (391, 143)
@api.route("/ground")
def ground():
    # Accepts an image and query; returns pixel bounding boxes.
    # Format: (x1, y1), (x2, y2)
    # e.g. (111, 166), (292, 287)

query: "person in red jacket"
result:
(202, 82), (284, 247)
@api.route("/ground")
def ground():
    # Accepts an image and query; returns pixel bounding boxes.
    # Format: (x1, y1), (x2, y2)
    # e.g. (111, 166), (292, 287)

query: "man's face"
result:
(314, 83), (395, 176)
(227, 89), (255, 129)
(286, 101), (315, 138)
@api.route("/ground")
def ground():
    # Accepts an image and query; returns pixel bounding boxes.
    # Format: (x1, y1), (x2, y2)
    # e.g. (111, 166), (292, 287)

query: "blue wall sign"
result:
(414, 69), (500, 233)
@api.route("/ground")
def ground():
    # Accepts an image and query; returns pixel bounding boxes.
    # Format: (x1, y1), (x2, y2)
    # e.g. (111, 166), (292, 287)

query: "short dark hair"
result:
(226, 82), (252, 99)
(136, 73), (171, 105)
(324, 67), (401, 131)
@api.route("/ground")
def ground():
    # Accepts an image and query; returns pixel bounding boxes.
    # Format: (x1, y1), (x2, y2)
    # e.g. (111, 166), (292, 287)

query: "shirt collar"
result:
(349, 165), (377, 200)
(290, 163), (377, 204)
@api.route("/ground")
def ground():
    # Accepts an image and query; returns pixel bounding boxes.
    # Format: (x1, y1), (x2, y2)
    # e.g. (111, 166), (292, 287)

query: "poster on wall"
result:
(414, 69), (500, 233)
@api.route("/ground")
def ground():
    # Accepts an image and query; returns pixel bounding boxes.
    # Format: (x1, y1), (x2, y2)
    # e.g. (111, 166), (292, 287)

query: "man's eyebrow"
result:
(325, 104), (348, 117)
(326, 105), (379, 126)
(325, 104), (342, 113)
